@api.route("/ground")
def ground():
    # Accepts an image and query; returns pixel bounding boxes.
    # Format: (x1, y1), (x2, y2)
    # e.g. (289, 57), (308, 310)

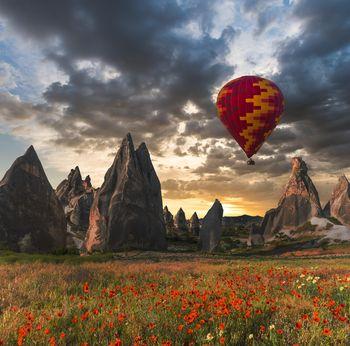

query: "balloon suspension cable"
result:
(247, 158), (255, 165)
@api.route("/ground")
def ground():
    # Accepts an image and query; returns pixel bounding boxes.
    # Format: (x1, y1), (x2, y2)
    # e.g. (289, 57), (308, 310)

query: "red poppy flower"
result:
(323, 328), (332, 336)
(109, 338), (122, 346)
(149, 335), (157, 343)
(83, 282), (89, 294)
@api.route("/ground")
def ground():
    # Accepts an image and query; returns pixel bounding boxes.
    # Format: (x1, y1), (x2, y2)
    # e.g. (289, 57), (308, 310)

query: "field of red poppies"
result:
(0, 256), (349, 345)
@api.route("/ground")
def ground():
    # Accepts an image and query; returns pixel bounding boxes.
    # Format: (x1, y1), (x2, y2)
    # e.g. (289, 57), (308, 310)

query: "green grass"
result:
(0, 251), (117, 264)
(1, 240), (350, 266)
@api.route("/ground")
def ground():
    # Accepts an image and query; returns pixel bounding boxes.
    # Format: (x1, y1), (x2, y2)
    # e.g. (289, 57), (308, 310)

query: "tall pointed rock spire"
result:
(84, 133), (167, 252)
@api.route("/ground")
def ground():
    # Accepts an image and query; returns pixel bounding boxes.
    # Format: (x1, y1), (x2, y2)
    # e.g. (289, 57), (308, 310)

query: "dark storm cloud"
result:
(183, 118), (231, 140)
(193, 143), (291, 177)
(0, 92), (46, 121)
(193, 146), (234, 174)
(0, 0), (349, 185)
(0, 0), (235, 154)
(182, 0), (350, 178)
(202, 0), (350, 178)
(273, 0), (350, 167)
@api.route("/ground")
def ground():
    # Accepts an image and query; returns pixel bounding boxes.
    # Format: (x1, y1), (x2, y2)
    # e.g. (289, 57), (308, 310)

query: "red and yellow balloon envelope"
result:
(216, 75), (284, 159)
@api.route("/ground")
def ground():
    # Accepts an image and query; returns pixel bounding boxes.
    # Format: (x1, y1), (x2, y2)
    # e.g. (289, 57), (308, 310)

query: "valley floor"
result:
(0, 251), (349, 345)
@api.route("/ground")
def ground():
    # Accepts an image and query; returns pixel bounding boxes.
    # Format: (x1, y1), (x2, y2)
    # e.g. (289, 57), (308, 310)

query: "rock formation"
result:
(163, 206), (175, 233)
(174, 208), (188, 233)
(324, 175), (350, 226)
(261, 157), (323, 242)
(83, 175), (92, 189)
(56, 167), (94, 249)
(84, 133), (167, 252)
(248, 223), (264, 246)
(189, 212), (200, 235)
(56, 167), (85, 206)
(200, 199), (223, 252)
(0, 146), (66, 252)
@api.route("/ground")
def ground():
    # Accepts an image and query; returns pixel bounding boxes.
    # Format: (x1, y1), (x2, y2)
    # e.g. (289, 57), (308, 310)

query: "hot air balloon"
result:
(216, 76), (284, 165)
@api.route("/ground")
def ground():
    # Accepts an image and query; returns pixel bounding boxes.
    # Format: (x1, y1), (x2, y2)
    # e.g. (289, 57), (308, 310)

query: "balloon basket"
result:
(247, 158), (255, 165)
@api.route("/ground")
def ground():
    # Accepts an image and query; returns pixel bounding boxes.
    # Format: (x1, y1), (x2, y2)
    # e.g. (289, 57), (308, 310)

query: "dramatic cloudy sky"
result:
(0, 0), (349, 217)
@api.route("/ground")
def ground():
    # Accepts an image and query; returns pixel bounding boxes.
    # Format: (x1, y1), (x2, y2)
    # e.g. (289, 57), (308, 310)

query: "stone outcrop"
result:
(56, 167), (84, 206)
(248, 223), (264, 246)
(0, 146), (66, 252)
(174, 208), (188, 233)
(56, 167), (94, 249)
(200, 199), (223, 252)
(324, 175), (350, 226)
(261, 157), (323, 242)
(84, 133), (167, 252)
(163, 206), (175, 233)
(83, 175), (92, 189)
(189, 212), (200, 236)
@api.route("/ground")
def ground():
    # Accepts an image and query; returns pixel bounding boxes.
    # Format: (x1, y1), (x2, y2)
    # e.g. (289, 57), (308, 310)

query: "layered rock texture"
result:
(324, 175), (350, 226)
(174, 208), (188, 233)
(56, 167), (94, 249)
(200, 199), (223, 252)
(189, 212), (200, 236)
(84, 133), (167, 252)
(261, 157), (323, 242)
(0, 146), (66, 252)
(56, 167), (84, 205)
(163, 206), (175, 233)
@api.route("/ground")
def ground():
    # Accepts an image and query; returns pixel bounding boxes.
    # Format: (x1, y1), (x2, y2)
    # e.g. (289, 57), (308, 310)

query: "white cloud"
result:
(0, 61), (17, 89)
(75, 59), (121, 82)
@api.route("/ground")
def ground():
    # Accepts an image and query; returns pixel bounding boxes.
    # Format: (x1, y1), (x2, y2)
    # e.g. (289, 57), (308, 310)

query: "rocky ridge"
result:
(0, 146), (66, 252)
(324, 175), (350, 226)
(189, 212), (200, 236)
(163, 206), (175, 233)
(260, 157), (323, 242)
(200, 199), (223, 252)
(56, 167), (94, 250)
(174, 208), (188, 233)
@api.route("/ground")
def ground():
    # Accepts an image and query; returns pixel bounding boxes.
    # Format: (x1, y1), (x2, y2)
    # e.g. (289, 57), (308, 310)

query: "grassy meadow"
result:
(0, 252), (349, 345)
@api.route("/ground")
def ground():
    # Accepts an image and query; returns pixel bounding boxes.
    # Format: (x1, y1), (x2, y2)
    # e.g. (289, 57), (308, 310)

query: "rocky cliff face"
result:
(56, 167), (84, 206)
(200, 199), (223, 252)
(56, 167), (94, 249)
(163, 206), (175, 233)
(174, 208), (188, 233)
(261, 157), (323, 242)
(84, 133), (167, 252)
(325, 175), (350, 226)
(189, 212), (200, 236)
(0, 146), (66, 252)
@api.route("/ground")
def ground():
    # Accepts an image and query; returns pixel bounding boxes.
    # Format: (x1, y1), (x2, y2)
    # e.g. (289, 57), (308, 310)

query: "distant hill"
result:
(222, 215), (262, 227)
